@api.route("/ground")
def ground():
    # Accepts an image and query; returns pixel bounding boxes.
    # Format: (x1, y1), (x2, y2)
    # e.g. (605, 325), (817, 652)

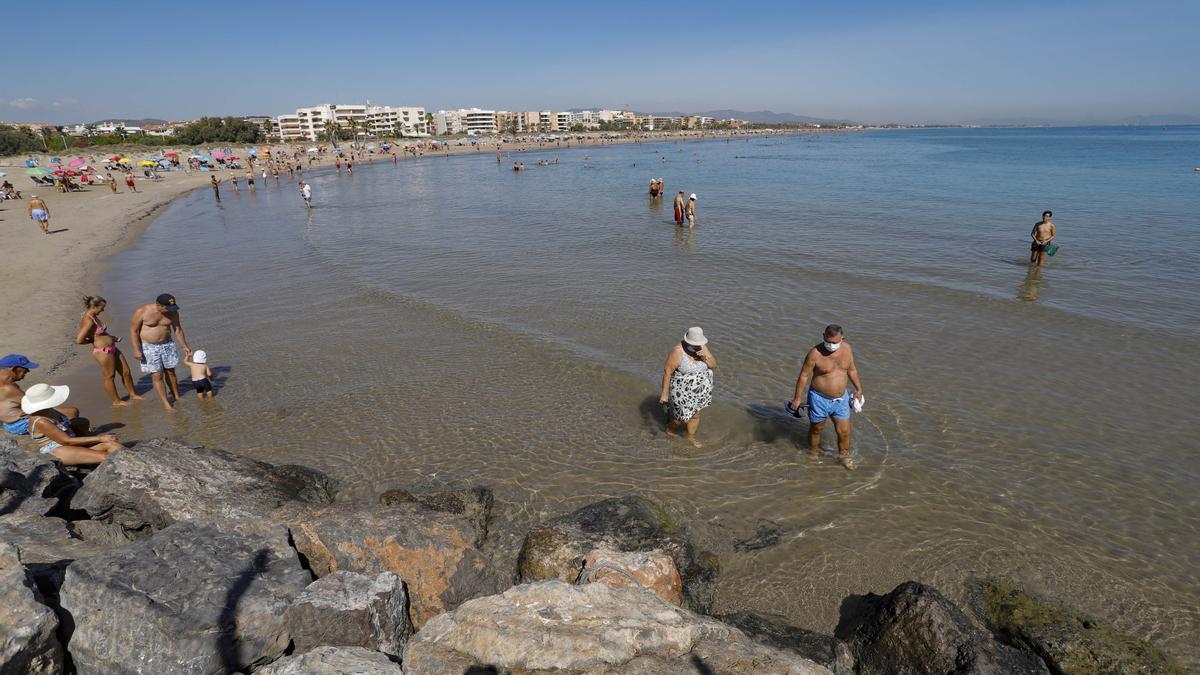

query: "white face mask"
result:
(824, 341), (841, 352)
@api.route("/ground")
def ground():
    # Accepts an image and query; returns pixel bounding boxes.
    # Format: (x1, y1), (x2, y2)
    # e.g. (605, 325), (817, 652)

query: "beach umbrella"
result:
(68, 158), (85, 167)
(109, 155), (122, 161)
(0, 172), (6, 177)
(26, 167), (52, 175)
(138, 160), (157, 166)
(213, 151), (226, 159)
(50, 157), (61, 164)
(165, 152), (179, 158)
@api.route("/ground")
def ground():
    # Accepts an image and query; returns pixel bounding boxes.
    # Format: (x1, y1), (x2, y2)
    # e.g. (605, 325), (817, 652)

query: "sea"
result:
(61, 126), (1200, 665)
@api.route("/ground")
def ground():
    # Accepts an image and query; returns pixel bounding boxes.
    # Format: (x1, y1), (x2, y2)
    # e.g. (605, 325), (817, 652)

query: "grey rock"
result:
(287, 501), (492, 629)
(59, 520), (311, 674)
(403, 580), (831, 674)
(0, 437), (79, 517)
(70, 438), (336, 535)
(380, 486), (493, 547)
(719, 611), (855, 673)
(0, 513), (106, 590)
(835, 581), (1049, 674)
(71, 518), (139, 546)
(0, 543), (64, 675)
(516, 495), (720, 614)
(256, 646), (401, 674)
(973, 578), (1186, 674)
(285, 571), (411, 657)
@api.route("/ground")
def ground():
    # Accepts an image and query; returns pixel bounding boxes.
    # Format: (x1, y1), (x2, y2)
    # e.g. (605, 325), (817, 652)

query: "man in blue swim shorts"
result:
(1, 354), (86, 436)
(788, 325), (866, 470)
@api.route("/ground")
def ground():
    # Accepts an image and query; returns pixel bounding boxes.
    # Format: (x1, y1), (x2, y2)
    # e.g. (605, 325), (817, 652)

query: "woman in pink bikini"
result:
(75, 296), (143, 406)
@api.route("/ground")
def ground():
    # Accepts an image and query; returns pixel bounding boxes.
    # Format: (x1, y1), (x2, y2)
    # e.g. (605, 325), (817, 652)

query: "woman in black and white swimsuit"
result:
(659, 326), (717, 448)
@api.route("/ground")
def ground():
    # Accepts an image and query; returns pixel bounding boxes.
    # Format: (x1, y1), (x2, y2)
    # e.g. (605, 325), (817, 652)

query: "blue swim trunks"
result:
(807, 389), (850, 424)
(3, 417), (30, 436)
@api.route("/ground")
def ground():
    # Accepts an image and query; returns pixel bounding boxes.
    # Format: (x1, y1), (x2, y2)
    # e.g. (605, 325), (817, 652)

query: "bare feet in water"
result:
(130, 394), (146, 401)
(839, 455), (856, 471)
(112, 400), (128, 407)
(687, 436), (703, 449)
(808, 448), (822, 462)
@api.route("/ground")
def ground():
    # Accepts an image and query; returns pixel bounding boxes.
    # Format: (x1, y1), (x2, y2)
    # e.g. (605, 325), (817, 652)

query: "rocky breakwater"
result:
(0, 437), (1189, 674)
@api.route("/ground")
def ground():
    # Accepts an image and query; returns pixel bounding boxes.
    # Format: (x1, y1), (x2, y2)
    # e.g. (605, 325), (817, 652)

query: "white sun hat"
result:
(689, 193), (697, 199)
(683, 326), (708, 346)
(192, 350), (208, 364)
(21, 383), (70, 414)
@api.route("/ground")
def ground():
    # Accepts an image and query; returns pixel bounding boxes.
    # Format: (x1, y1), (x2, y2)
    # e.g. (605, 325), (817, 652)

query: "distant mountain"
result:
(1113, 114), (1200, 125)
(960, 116), (1076, 127)
(693, 109), (857, 125)
(961, 114), (1200, 127)
(88, 118), (169, 126)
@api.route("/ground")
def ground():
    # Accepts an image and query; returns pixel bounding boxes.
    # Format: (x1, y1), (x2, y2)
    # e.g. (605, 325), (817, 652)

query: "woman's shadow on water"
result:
(637, 396), (808, 448)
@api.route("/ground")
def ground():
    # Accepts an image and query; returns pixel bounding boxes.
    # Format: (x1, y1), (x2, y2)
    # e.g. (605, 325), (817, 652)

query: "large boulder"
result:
(285, 571), (410, 658)
(69, 438), (336, 536)
(974, 578), (1186, 674)
(0, 438), (79, 517)
(286, 501), (492, 628)
(403, 580), (831, 674)
(835, 581), (1049, 674)
(379, 485), (494, 547)
(719, 611), (855, 674)
(59, 520), (312, 674)
(516, 495), (720, 613)
(0, 542), (64, 675)
(256, 646), (401, 674)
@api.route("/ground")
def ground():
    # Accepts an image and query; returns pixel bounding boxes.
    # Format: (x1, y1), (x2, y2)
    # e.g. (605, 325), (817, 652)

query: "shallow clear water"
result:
(63, 128), (1200, 665)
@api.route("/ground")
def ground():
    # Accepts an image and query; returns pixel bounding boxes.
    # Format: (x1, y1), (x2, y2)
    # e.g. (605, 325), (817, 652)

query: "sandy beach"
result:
(0, 128), (798, 378)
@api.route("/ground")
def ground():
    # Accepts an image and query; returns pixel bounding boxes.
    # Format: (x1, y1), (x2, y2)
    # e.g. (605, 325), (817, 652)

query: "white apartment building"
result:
(433, 108), (498, 135)
(365, 106), (428, 136)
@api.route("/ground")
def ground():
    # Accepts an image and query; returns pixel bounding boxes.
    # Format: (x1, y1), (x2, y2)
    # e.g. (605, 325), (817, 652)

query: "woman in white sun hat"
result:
(659, 326), (718, 448)
(22, 383), (123, 465)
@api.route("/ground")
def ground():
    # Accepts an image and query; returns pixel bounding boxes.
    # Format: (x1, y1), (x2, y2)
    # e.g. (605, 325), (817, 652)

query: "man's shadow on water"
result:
(217, 549), (271, 673)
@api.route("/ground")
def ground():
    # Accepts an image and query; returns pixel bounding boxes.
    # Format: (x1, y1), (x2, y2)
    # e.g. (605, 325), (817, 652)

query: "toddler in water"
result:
(183, 350), (215, 399)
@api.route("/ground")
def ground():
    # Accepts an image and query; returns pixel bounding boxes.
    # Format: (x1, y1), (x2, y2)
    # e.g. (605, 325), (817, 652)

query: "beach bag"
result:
(1045, 242), (1059, 256)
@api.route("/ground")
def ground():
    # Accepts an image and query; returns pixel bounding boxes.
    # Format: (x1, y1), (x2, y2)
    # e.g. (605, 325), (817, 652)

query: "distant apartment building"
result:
(495, 111), (540, 133)
(242, 115), (274, 136)
(433, 108), (498, 135)
(682, 115), (714, 129)
(275, 103), (425, 140)
(365, 106), (428, 136)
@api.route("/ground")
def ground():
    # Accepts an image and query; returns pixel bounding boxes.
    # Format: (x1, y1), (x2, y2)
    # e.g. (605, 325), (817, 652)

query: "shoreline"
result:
(0, 128), (807, 378)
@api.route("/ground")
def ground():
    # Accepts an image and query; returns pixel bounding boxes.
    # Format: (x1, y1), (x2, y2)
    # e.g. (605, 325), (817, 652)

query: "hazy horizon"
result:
(4, 0), (1196, 126)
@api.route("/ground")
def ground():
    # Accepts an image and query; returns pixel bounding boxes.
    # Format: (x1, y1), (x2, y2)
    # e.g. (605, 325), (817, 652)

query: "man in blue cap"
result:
(1, 354), (86, 436)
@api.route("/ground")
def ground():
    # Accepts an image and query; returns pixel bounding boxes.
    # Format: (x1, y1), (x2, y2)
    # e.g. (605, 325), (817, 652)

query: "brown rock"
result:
(286, 501), (492, 628)
(579, 547), (684, 606)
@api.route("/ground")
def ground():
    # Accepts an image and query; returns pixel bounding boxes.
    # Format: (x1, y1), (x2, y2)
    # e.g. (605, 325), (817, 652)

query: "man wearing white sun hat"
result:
(21, 383), (123, 465)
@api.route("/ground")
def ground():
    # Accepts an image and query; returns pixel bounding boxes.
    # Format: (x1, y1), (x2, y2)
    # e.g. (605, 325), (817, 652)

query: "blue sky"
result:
(3, 0), (1197, 124)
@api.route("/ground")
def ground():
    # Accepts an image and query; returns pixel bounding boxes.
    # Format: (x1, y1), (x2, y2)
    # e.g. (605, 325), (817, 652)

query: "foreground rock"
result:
(579, 547), (683, 606)
(287, 501), (491, 628)
(70, 438), (336, 536)
(975, 578), (1186, 674)
(379, 485), (493, 547)
(0, 542), (64, 675)
(516, 495), (720, 613)
(719, 611), (854, 674)
(1, 438), (79, 516)
(60, 521), (311, 674)
(836, 581), (1048, 674)
(404, 580), (830, 674)
(285, 571), (410, 658)
(257, 646), (401, 674)
(0, 513), (106, 589)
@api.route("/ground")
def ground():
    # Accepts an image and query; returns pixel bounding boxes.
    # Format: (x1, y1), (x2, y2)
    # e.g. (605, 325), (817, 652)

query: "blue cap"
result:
(0, 354), (38, 369)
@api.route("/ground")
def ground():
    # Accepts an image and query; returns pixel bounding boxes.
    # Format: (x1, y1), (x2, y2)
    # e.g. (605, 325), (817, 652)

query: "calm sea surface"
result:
(64, 127), (1200, 664)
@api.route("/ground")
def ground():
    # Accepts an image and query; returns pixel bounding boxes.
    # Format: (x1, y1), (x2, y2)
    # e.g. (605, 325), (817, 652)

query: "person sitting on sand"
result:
(787, 324), (865, 470)
(1030, 210), (1056, 267)
(183, 350), (215, 399)
(659, 327), (717, 448)
(22, 383), (123, 465)
(27, 195), (50, 234)
(1, 180), (21, 199)
(76, 296), (144, 406)
(1, 354), (87, 437)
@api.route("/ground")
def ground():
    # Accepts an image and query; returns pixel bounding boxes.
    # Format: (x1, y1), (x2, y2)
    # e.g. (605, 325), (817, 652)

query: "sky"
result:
(3, 0), (1197, 125)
